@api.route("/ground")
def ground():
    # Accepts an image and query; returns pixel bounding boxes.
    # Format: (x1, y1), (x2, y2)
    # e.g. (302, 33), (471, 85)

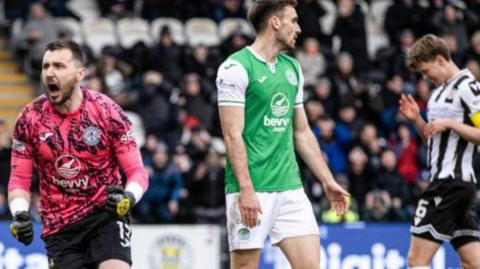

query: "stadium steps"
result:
(0, 49), (35, 130)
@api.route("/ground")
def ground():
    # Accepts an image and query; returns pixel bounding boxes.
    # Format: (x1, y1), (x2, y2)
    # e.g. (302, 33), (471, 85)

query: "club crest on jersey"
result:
(55, 155), (81, 178)
(83, 126), (101, 146)
(285, 69), (298, 86)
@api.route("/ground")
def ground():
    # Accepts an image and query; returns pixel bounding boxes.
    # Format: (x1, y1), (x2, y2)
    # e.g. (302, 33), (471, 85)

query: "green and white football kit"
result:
(217, 47), (319, 250)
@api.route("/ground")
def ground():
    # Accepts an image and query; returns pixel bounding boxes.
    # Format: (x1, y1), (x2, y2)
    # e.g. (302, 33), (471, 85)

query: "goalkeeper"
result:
(8, 40), (148, 269)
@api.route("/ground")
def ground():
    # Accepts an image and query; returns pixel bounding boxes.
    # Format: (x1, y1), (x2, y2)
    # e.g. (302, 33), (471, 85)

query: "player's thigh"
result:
(98, 259), (130, 269)
(230, 248), (262, 269)
(456, 241), (480, 269)
(407, 235), (442, 266)
(277, 234), (320, 269)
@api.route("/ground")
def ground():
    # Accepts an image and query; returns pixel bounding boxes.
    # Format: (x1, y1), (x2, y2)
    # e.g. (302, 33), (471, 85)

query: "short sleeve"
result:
(294, 61), (304, 108)
(459, 78), (480, 115)
(216, 59), (249, 107)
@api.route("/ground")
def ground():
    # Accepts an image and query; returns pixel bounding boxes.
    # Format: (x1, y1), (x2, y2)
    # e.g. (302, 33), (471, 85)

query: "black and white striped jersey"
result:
(426, 69), (480, 182)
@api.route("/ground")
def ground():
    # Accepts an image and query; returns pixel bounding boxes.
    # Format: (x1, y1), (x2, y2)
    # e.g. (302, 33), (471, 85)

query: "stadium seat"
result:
(66, 0), (100, 21)
(184, 18), (220, 47)
(82, 18), (118, 57)
(368, 0), (393, 33)
(117, 17), (152, 49)
(150, 17), (185, 45)
(219, 18), (255, 40)
(56, 17), (84, 44)
(319, 0), (336, 35)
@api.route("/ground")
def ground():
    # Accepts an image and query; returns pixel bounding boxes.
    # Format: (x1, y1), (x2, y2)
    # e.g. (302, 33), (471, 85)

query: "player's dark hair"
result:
(406, 34), (451, 72)
(247, 0), (297, 33)
(46, 40), (85, 66)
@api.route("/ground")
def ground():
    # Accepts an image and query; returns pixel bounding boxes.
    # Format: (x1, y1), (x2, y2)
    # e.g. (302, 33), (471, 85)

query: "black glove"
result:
(105, 185), (136, 217)
(10, 211), (33, 246)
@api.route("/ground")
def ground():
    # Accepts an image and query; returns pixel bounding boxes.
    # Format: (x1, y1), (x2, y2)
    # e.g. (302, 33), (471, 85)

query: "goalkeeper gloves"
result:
(10, 211), (33, 246)
(105, 185), (136, 217)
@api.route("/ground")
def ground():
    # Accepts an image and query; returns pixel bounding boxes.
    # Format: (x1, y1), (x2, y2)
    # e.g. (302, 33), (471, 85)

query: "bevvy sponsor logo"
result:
(264, 92), (290, 132)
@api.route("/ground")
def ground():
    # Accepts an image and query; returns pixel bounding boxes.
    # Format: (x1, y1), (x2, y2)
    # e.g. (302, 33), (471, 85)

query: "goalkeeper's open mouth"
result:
(47, 82), (61, 99)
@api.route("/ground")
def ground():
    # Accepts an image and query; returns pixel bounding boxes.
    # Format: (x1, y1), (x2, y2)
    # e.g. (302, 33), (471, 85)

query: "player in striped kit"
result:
(399, 34), (480, 269)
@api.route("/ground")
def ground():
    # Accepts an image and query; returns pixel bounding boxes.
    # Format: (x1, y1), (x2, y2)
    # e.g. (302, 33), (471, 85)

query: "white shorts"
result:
(226, 188), (319, 251)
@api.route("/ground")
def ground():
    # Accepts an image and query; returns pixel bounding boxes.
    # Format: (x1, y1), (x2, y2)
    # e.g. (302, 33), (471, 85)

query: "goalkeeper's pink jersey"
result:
(9, 88), (146, 237)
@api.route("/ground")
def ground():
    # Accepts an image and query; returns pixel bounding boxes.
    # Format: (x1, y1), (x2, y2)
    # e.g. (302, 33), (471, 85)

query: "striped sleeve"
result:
(216, 59), (248, 107)
(294, 61), (304, 108)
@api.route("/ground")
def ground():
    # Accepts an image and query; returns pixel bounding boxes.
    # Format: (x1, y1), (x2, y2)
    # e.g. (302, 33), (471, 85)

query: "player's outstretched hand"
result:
(10, 211), (33, 246)
(398, 94), (420, 121)
(323, 181), (350, 216)
(105, 185), (136, 217)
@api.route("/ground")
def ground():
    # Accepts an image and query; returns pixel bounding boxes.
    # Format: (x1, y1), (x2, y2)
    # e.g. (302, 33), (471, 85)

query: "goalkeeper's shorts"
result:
(43, 209), (131, 268)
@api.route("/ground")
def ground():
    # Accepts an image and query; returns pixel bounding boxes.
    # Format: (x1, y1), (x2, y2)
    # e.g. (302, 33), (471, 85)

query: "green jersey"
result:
(216, 47), (304, 193)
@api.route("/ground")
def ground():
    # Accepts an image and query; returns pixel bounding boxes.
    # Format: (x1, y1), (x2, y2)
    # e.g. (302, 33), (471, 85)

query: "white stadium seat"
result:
(117, 17), (152, 48)
(150, 17), (185, 45)
(219, 18), (255, 40)
(82, 18), (118, 57)
(56, 17), (84, 44)
(184, 18), (220, 47)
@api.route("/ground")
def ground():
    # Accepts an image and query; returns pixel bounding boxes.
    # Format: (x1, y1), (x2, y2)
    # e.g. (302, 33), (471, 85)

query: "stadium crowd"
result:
(0, 0), (480, 225)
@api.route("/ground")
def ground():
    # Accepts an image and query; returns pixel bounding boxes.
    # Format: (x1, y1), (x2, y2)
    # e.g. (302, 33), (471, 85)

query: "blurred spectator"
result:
(313, 116), (347, 174)
(97, 0), (134, 21)
(141, 0), (184, 21)
(295, 38), (327, 87)
(149, 26), (184, 83)
(361, 189), (407, 222)
(346, 146), (377, 207)
(333, 0), (369, 74)
(96, 50), (132, 96)
(431, 2), (470, 53)
(375, 149), (411, 211)
(335, 102), (361, 148)
(390, 29), (416, 79)
(212, 0), (247, 23)
(188, 139), (226, 224)
(133, 71), (177, 140)
(390, 124), (419, 185)
(312, 77), (338, 117)
(18, 2), (59, 76)
(305, 99), (326, 125)
(0, 120), (11, 192)
(185, 126), (212, 165)
(329, 52), (360, 102)
(184, 45), (221, 81)
(297, 0), (330, 46)
(221, 30), (252, 57)
(384, 0), (427, 44)
(356, 123), (385, 169)
(178, 73), (215, 131)
(137, 142), (184, 223)
(464, 31), (480, 67)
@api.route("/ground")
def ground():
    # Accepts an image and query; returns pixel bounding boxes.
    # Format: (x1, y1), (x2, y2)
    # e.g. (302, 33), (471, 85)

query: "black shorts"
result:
(43, 209), (132, 269)
(411, 178), (480, 250)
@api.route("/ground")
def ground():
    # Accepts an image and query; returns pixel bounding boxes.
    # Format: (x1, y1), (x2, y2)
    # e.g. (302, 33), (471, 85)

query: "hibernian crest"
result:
(285, 69), (298, 86)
